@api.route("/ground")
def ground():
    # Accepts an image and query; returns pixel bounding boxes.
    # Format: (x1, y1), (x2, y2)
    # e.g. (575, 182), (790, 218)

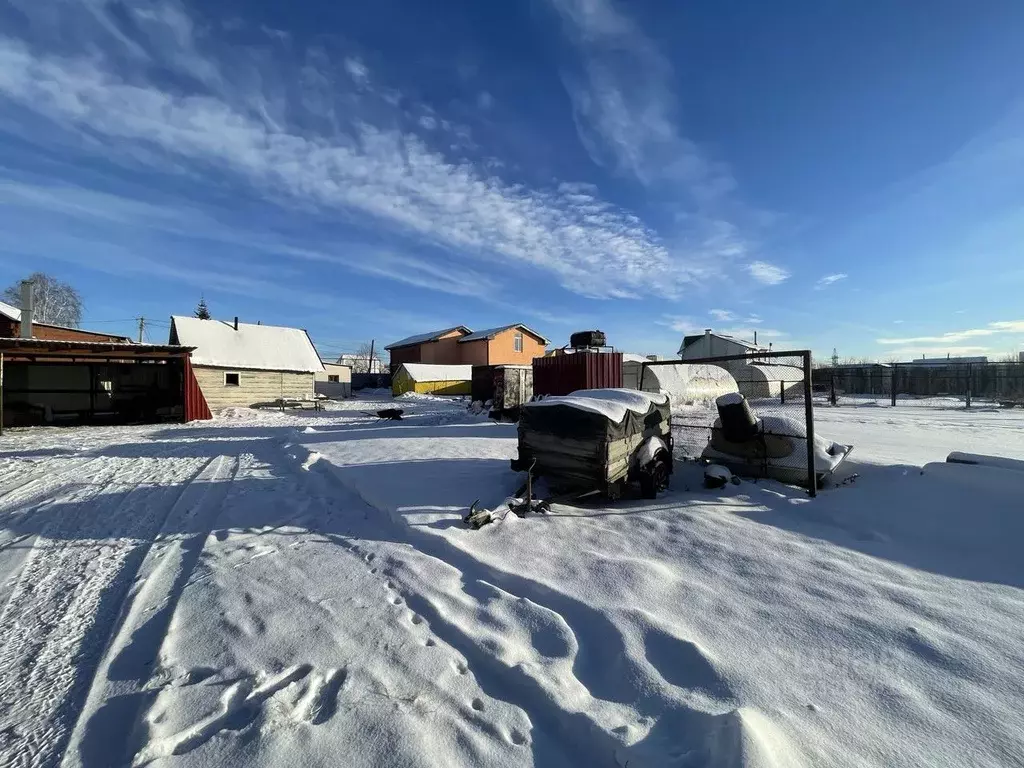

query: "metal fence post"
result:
(891, 363), (897, 407)
(830, 371), (837, 406)
(966, 363), (972, 408)
(803, 351), (817, 497)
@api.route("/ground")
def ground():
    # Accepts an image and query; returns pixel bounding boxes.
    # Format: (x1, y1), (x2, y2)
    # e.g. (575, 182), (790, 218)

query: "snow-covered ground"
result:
(1, 394), (1022, 767)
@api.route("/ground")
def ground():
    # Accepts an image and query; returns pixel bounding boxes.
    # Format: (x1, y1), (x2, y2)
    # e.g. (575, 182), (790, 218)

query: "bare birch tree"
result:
(2, 272), (83, 327)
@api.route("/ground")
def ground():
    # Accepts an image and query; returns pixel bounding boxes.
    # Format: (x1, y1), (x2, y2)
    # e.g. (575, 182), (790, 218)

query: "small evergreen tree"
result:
(194, 296), (211, 320)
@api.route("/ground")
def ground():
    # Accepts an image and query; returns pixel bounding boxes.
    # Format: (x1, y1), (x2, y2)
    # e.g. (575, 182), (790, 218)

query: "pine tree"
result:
(194, 296), (211, 320)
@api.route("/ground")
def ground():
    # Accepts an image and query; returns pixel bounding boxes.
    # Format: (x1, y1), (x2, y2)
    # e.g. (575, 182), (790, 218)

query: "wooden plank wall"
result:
(193, 366), (314, 409)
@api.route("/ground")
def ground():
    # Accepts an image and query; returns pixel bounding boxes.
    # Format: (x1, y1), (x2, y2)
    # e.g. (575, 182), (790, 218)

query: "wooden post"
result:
(89, 363), (96, 423)
(802, 351), (817, 497)
(891, 363), (897, 407)
(966, 363), (972, 408)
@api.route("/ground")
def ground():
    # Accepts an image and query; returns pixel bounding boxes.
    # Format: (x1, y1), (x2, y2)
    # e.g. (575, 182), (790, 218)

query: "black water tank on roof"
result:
(570, 330), (606, 349)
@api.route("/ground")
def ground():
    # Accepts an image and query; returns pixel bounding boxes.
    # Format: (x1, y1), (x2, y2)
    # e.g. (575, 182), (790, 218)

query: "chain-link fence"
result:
(641, 351), (818, 494)
(812, 362), (1024, 408)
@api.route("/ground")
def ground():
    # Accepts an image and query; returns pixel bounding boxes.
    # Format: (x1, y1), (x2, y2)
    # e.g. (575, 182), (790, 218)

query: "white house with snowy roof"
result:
(169, 316), (324, 410)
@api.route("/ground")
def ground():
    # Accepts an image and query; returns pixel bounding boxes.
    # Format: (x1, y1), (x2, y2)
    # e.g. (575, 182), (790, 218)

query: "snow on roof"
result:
(397, 363), (473, 382)
(458, 324), (549, 343)
(170, 316), (324, 373)
(385, 326), (470, 350)
(0, 299), (21, 322)
(679, 331), (761, 354)
(621, 353), (649, 363)
(526, 388), (668, 422)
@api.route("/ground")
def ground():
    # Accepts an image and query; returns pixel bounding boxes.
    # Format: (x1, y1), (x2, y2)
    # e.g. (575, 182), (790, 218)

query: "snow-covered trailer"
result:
(515, 389), (673, 498)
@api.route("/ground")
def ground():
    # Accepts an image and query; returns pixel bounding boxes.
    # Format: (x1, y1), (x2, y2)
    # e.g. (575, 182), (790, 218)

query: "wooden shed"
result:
(392, 363), (472, 396)
(169, 316), (324, 410)
(0, 337), (210, 428)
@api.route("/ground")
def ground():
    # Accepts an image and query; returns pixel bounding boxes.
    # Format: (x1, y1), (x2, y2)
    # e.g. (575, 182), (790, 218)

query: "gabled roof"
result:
(458, 324), (549, 344)
(385, 326), (471, 350)
(170, 316), (324, 373)
(679, 331), (761, 355)
(0, 299), (21, 322)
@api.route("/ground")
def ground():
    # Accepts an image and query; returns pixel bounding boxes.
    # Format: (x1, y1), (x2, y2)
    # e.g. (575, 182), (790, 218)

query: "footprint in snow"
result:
(139, 664), (314, 760)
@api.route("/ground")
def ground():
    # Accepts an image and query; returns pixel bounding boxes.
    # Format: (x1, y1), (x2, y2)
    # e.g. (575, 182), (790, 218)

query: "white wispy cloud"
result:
(547, 0), (733, 198)
(877, 321), (1024, 346)
(0, 0), (785, 306)
(658, 315), (787, 344)
(343, 56), (369, 85)
(0, 24), (689, 301)
(815, 272), (848, 289)
(708, 308), (765, 326)
(746, 261), (790, 285)
(883, 345), (991, 358)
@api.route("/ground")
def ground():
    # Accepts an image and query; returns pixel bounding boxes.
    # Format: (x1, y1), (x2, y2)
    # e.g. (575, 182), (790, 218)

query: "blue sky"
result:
(1, 0), (1023, 362)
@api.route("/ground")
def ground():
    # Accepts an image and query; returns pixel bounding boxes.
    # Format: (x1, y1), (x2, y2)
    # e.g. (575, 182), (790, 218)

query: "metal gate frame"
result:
(640, 350), (817, 496)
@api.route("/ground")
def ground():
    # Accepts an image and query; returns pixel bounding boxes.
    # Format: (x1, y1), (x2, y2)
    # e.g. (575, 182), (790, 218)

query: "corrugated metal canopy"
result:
(0, 337), (193, 358)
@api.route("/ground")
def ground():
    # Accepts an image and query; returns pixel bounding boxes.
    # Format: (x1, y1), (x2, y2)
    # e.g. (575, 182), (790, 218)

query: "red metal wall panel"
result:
(532, 352), (622, 396)
(183, 356), (212, 421)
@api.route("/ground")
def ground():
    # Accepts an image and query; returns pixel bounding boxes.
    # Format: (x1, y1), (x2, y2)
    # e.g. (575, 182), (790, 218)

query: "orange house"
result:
(385, 324), (547, 369)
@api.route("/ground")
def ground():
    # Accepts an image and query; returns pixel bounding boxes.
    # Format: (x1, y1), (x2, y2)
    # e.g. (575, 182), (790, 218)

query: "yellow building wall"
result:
(413, 380), (471, 395)
(392, 368), (470, 396)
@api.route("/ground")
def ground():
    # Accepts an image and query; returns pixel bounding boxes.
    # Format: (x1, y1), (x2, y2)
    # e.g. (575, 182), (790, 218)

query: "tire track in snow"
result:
(61, 455), (241, 768)
(0, 457), (133, 621)
(0, 456), (112, 521)
(0, 455), (209, 768)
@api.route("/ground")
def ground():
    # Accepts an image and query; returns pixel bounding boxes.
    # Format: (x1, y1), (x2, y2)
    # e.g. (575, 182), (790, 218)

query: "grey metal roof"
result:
(384, 326), (471, 350)
(458, 324), (549, 343)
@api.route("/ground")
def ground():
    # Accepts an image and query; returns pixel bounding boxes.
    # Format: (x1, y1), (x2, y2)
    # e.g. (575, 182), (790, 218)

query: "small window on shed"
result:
(328, 374), (340, 382)
(514, 332), (523, 352)
(224, 372), (240, 386)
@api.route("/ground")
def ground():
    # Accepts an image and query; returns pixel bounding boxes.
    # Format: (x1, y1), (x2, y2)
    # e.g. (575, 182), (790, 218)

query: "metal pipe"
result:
(803, 351), (817, 497)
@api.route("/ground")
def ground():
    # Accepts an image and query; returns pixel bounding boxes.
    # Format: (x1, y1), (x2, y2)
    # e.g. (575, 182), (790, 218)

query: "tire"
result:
(640, 456), (670, 499)
(605, 479), (624, 501)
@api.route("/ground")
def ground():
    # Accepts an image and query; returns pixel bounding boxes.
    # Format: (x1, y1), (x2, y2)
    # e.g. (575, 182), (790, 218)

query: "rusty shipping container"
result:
(532, 352), (623, 397)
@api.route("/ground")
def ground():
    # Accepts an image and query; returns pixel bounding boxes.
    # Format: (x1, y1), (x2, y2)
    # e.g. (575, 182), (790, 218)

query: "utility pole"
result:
(367, 339), (375, 375)
(137, 317), (146, 343)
